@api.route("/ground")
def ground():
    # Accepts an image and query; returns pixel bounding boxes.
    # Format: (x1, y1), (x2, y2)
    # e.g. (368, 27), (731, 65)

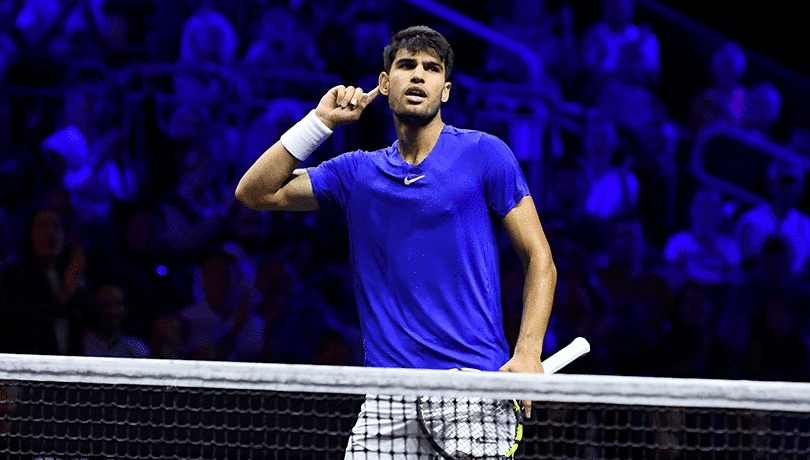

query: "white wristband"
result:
(279, 109), (333, 162)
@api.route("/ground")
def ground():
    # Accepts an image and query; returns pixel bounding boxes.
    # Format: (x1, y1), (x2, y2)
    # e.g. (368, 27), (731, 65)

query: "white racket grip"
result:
(541, 337), (590, 375)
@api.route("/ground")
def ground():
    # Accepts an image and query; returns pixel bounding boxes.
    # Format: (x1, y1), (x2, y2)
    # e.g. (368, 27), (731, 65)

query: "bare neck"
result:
(395, 114), (444, 166)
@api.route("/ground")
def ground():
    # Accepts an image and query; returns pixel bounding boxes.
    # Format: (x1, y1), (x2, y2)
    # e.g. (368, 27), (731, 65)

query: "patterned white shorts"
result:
(344, 395), (437, 460)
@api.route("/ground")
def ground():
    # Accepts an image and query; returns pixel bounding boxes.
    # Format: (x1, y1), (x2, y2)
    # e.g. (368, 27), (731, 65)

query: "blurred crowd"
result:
(1, 0), (809, 382)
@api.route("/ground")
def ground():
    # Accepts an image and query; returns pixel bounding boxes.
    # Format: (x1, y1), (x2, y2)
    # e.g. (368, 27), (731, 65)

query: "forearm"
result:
(236, 108), (335, 210)
(513, 253), (557, 359)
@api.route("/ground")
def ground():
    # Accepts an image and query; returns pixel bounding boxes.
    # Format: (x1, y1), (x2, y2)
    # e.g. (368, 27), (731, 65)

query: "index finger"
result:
(363, 85), (381, 103)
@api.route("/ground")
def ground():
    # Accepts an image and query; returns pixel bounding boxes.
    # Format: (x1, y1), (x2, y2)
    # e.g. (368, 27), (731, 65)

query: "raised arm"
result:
(235, 85), (380, 211)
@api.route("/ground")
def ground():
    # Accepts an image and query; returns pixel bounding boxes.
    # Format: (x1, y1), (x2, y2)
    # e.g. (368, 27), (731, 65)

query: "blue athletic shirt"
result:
(307, 124), (530, 371)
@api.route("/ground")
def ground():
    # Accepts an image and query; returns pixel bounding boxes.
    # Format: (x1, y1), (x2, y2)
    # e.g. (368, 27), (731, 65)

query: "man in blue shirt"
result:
(237, 25), (557, 459)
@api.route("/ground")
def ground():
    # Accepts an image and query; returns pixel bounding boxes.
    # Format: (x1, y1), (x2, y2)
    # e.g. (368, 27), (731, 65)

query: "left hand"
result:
(499, 352), (544, 419)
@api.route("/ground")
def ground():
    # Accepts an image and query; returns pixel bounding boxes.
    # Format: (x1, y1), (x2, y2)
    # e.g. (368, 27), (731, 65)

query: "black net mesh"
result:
(3, 380), (810, 460)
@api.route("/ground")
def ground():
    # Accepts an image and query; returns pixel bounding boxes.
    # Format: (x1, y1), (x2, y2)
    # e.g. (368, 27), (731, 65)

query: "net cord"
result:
(1, 353), (810, 413)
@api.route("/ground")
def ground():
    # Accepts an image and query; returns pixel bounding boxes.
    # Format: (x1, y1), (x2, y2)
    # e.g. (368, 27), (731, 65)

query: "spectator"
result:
(579, 116), (640, 223)
(660, 282), (732, 379)
(312, 329), (353, 366)
(544, 226), (617, 375)
(13, 0), (64, 50)
(221, 205), (272, 302)
(241, 6), (323, 99)
(167, 102), (212, 142)
(178, 4), (237, 66)
(174, 4), (238, 103)
(635, 120), (679, 246)
(14, 0), (113, 60)
(580, 0), (660, 99)
(735, 159), (810, 275)
(255, 251), (335, 364)
(90, 207), (181, 337)
(254, 254), (299, 362)
(83, 283), (150, 358)
(595, 39), (675, 245)
(40, 83), (139, 233)
(743, 81), (782, 138)
(158, 143), (233, 268)
(543, 164), (589, 233)
(596, 40), (669, 139)
(595, 219), (673, 376)
(242, 99), (309, 177)
(59, 0), (112, 59)
(489, 0), (575, 80)
(98, 1), (154, 66)
(662, 189), (742, 289)
(719, 236), (810, 372)
(148, 313), (188, 360)
(179, 249), (264, 361)
(743, 290), (810, 382)
(690, 42), (747, 132)
(148, 0), (202, 62)
(0, 208), (93, 355)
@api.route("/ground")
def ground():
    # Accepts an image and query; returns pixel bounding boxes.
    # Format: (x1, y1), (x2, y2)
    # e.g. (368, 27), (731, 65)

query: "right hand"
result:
(315, 85), (381, 130)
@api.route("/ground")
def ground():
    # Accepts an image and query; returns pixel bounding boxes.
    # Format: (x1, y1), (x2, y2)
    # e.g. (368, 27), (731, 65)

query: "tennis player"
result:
(236, 25), (556, 459)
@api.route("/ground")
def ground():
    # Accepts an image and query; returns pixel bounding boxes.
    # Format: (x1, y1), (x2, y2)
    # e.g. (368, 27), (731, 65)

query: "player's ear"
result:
(379, 72), (390, 96)
(441, 82), (451, 103)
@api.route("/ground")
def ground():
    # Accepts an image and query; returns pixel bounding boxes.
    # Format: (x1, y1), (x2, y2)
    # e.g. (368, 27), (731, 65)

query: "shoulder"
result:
(327, 144), (393, 166)
(443, 126), (512, 156)
(309, 146), (393, 183)
(443, 125), (499, 142)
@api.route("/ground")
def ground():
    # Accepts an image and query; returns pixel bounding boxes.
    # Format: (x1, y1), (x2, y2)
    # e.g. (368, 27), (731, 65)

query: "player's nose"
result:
(410, 66), (425, 82)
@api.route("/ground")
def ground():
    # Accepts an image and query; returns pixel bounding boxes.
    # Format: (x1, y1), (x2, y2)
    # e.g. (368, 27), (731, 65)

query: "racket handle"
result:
(541, 337), (590, 375)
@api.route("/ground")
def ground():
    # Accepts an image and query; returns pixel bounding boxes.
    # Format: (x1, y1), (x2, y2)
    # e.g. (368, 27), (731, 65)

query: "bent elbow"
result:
(235, 180), (283, 211)
(234, 182), (253, 208)
(235, 181), (268, 210)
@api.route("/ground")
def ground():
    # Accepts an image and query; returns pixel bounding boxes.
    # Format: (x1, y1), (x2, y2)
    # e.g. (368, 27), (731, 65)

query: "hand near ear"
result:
(315, 85), (381, 130)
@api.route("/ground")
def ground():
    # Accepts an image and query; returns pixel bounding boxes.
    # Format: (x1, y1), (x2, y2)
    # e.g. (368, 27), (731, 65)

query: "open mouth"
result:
(404, 87), (428, 102)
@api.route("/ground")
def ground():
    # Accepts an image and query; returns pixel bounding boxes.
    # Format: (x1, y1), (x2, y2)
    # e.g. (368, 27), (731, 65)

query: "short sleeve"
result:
(481, 134), (530, 218)
(307, 150), (362, 210)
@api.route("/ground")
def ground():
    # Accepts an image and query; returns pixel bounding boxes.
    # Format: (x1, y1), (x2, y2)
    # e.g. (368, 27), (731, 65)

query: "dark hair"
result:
(383, 25), (454, 80)
(18, 207), (70, 274)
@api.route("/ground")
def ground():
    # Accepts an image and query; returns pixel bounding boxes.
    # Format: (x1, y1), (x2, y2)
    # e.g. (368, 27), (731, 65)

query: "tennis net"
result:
(2, 353), (810, 459)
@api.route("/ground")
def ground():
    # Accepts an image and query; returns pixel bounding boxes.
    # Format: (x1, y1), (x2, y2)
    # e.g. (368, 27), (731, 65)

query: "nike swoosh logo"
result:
(404, 175), (425, 185)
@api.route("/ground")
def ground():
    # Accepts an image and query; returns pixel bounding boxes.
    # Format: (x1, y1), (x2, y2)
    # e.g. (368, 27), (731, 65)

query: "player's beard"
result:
(390, 98), (441, 127)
